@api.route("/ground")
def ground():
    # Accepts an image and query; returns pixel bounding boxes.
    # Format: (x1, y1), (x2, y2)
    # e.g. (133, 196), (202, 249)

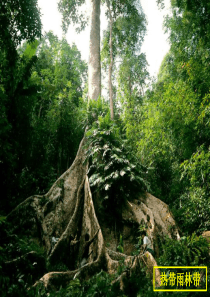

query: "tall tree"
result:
(106, 0), (114, 119)
(101, 0), (147, 119)
(58, 0), (101, 101)
(88, 0), (101, 100)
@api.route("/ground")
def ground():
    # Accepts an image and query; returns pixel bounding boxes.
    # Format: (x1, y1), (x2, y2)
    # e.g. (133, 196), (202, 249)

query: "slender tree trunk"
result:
(88, 0), (101, 101)
(107, 0), (114, 120)
(129, 75), (132, 97)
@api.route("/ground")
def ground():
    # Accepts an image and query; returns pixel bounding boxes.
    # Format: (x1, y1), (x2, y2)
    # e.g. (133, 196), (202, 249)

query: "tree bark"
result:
(6, 136), (180, 292)
(88, 0), (101, 101)
(107, 0), (114, 120)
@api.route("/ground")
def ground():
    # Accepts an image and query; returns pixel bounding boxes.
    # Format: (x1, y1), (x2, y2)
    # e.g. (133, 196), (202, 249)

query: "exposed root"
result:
(6, 137), (179, 291)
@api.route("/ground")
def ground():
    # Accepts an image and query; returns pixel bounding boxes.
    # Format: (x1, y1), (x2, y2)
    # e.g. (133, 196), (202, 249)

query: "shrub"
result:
(85, 111), (149, 215)
(158, 234), (209, 267)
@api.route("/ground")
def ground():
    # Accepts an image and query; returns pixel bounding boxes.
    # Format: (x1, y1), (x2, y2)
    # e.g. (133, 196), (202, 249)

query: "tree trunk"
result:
(6, 136), (180, 292)
(107, 0), (114, 120)
(88, 0), (101, 101)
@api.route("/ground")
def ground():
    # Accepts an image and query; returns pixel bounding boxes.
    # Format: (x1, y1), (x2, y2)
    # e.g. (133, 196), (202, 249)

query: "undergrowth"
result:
(85, 99), (149, 216)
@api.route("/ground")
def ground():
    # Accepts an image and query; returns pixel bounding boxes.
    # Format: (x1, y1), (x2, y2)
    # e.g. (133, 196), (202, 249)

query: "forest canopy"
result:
(0, 0), (210, 296)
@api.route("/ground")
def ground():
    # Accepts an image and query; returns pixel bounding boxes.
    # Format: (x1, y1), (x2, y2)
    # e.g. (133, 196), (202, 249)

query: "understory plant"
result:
(157, 234), (210, 295)
(173, 145), (210, 234)
(158, 233), (209, 267)
(84, 101), (149, 215)
(0, 217), (46, 297)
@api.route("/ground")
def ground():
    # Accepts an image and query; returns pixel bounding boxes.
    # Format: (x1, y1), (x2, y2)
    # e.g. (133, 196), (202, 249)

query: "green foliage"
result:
(181, 145), (210, 190)
(157, 236), (210, 296)
(58, 0), (88, 33)
(0, 218), (46, 297)
(0, 0), (41, 50)
(23, 32), (87, 195)
(0, 31), (87, 213)
(22, 40), (40, 59)
(131, 225), (147, 256)
(71, 271), (121, 297)
(171, 145), (210, 233)
(129, 0), (210, 218)
(130, 25), (210, 209)
(41, 267), (154, 297)
(85, 109), (149, 215)
(174, 188), (210, 234)
(0, 0), (42, 214)
(1, 0), (210, 294)
(138, 223), (147, 233)
(117, 54), (149, 140)
(116, 259), (156, 297)
(158, 234), (209, 267)
(117, 234), (124, 253)
(36, 271), (124, 297)
(123, 0), (210, 239)
(101, 0), (146, 61)
(165, 0), (210, 54)
(83, 97), (110, 128)
(101, 0), (147, 120)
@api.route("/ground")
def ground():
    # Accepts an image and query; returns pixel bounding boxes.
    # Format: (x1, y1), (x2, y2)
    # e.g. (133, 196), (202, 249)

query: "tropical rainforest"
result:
(0, 0), (210, 296)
